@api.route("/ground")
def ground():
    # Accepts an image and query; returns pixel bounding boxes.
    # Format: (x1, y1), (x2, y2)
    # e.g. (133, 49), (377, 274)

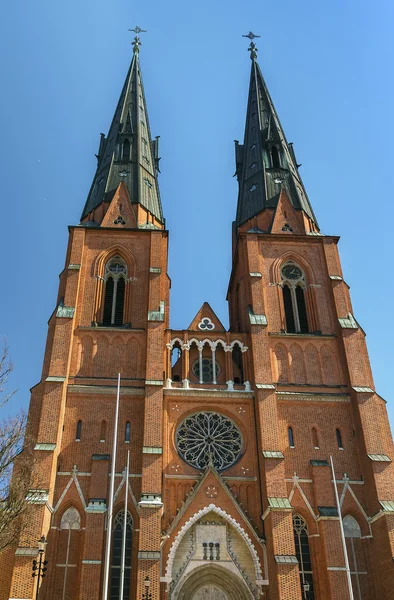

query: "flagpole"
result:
(102, 373), (121, 600)
(119, 450), (130, 600)
(329, 455), (354, 600)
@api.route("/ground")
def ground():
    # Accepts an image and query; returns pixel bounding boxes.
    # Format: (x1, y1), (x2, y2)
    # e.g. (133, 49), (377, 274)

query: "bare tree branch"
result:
(0, 339), (35, 551)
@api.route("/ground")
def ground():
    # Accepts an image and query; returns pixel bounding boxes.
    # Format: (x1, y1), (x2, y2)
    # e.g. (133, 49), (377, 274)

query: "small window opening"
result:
(271, 146), (281, 168)
(336, 428), (344, 449)
(232, 344), (244, 385)
(76, 420), (82, 441)
(288, 426), (295, 448)
(125, 422), (131, 443)
(122, 139), (130, 160)
(312, 428), (319, 449)
(100, 420), (107, 442)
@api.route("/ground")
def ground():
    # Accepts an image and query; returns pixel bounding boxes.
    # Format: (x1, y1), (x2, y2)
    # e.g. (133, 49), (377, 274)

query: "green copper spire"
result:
(81, 28), (163, 225)
(234, 34), (318, 230)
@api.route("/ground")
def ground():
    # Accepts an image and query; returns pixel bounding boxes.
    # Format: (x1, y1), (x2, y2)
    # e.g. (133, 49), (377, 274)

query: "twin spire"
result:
(81, 30), (318, 232)
(81, 27), (163, 226)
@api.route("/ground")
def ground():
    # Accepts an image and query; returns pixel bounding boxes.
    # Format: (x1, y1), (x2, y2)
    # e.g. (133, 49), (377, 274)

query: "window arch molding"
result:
(92, 246), (135, 326)
(110, 508), (133, 600)
(271, 254), (318, 333)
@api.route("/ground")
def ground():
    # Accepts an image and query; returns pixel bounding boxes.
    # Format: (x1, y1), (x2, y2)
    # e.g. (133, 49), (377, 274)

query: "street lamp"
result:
(32, 535), (48, 600)
(303, 581), (311, 599)
(142, 575), (152, 599)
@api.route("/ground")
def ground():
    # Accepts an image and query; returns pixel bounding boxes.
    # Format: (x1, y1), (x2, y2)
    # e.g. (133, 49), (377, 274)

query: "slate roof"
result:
(234, 52), (318, 229)
(81, 46), (163, 224)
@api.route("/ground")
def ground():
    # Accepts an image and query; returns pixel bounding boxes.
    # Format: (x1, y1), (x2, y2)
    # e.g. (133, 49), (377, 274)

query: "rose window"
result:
(176, 412), (242, 471)
(192, 358), (220, 383)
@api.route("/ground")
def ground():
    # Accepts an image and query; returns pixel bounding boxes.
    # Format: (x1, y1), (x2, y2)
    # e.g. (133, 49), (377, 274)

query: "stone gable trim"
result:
(368, 454), (391, 462)
(353, 386), (374, 393)
(338, 313), (358, 329)
(15, 548), (39, 557)
(142, 447), (162, 454)
(138, 551), (161, 559)
(274, 555), (298, 564)
(82, 560), (102, 565)
(34, 443), (56, 451)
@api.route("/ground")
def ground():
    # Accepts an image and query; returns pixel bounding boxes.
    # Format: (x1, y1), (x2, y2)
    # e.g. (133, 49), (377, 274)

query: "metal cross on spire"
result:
(242, 31), (260, 60)
(129, 25), (147, 54)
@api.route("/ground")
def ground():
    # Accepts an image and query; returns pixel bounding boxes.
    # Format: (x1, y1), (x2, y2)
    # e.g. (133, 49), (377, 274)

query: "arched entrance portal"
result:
(191, 585), (228, 600)
(177, 565), (252, 600)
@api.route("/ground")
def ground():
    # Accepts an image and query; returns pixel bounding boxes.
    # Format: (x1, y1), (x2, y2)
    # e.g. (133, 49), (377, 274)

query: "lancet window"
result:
(103, 257), (127, 327)
(121, 139), (130, 161)
(58, 507), (81, 600)
(293, 514), (315, 599)
(343, 515), (368, 600)
(110, 510), (132, 600)
(281, 263), (309, 333)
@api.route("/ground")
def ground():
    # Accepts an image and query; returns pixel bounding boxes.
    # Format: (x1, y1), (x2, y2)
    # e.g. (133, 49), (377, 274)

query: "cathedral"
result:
(2, 30), (394, 600)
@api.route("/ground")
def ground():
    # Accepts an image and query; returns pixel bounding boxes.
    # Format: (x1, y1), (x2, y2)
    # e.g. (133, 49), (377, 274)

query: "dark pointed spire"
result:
(235, 34), (319, 231)
(81, 28), (164, 226)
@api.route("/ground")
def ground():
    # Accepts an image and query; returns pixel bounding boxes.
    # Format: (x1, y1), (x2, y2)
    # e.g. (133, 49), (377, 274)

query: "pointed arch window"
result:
(293, 514), (315, 599)
(121, 139), (130, 161)
(103, 257), (127, 327)
(288, 426), (295, 448)
(100, 420), (107, 442)
(110, 510), (132, 600)
(281, 263), (309, 333)
(336, 428), (344, 449)
(343, 515), (368, 600)
(312, 428), (319, 449)
(76, 420), (82, 441)
(59, 507), (81, 600)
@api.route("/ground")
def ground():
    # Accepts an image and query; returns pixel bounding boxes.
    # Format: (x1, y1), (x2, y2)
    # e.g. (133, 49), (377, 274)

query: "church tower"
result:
(2, 32), (394, 600)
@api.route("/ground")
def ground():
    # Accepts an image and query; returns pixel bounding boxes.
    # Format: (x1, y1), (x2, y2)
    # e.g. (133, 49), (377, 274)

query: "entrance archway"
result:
(176, 564), (252, 600)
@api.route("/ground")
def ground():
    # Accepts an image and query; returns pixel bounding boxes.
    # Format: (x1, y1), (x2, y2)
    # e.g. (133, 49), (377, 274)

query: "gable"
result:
(188, 302), (226, 332)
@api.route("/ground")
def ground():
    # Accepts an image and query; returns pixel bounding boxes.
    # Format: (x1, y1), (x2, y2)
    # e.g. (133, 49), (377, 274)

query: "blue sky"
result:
(1, 1), (394, 427)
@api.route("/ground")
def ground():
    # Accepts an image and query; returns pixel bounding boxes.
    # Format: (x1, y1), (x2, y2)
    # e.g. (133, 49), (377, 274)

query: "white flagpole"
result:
(119, 450), (130, 600)
(330, 455), (354, 600)
(102, 373), (121, 600)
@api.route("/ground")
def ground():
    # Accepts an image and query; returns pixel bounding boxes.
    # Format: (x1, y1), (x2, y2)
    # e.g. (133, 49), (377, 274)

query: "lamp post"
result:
(302, 581), (311, 600)
(32, 535), (48, 600)
(142, 575), (152, 600)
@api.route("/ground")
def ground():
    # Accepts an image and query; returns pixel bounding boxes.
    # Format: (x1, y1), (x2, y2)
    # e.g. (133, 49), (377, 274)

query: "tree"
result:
(0, 340), (35, 551)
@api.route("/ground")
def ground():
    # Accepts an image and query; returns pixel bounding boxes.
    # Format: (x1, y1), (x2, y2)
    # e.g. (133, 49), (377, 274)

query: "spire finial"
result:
(242, 31), (260, 60)
(129, 25), (147, 54)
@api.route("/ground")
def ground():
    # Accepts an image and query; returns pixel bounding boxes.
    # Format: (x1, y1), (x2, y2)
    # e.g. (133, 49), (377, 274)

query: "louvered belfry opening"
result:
(103, 277), (114, 326)
(114, 277), (125, 326)
(283, 285), (296, 333)
(296, 286), (309, 333)
(122, 139), (130, 161)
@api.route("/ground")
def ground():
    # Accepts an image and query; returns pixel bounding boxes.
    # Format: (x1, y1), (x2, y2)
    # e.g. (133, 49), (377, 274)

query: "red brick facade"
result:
(1, 43), (394, 600)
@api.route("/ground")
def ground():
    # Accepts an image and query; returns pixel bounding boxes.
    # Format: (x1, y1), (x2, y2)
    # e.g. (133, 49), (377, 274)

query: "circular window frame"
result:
(192, 357), (221, 383)
(175, 411), (243, 472)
